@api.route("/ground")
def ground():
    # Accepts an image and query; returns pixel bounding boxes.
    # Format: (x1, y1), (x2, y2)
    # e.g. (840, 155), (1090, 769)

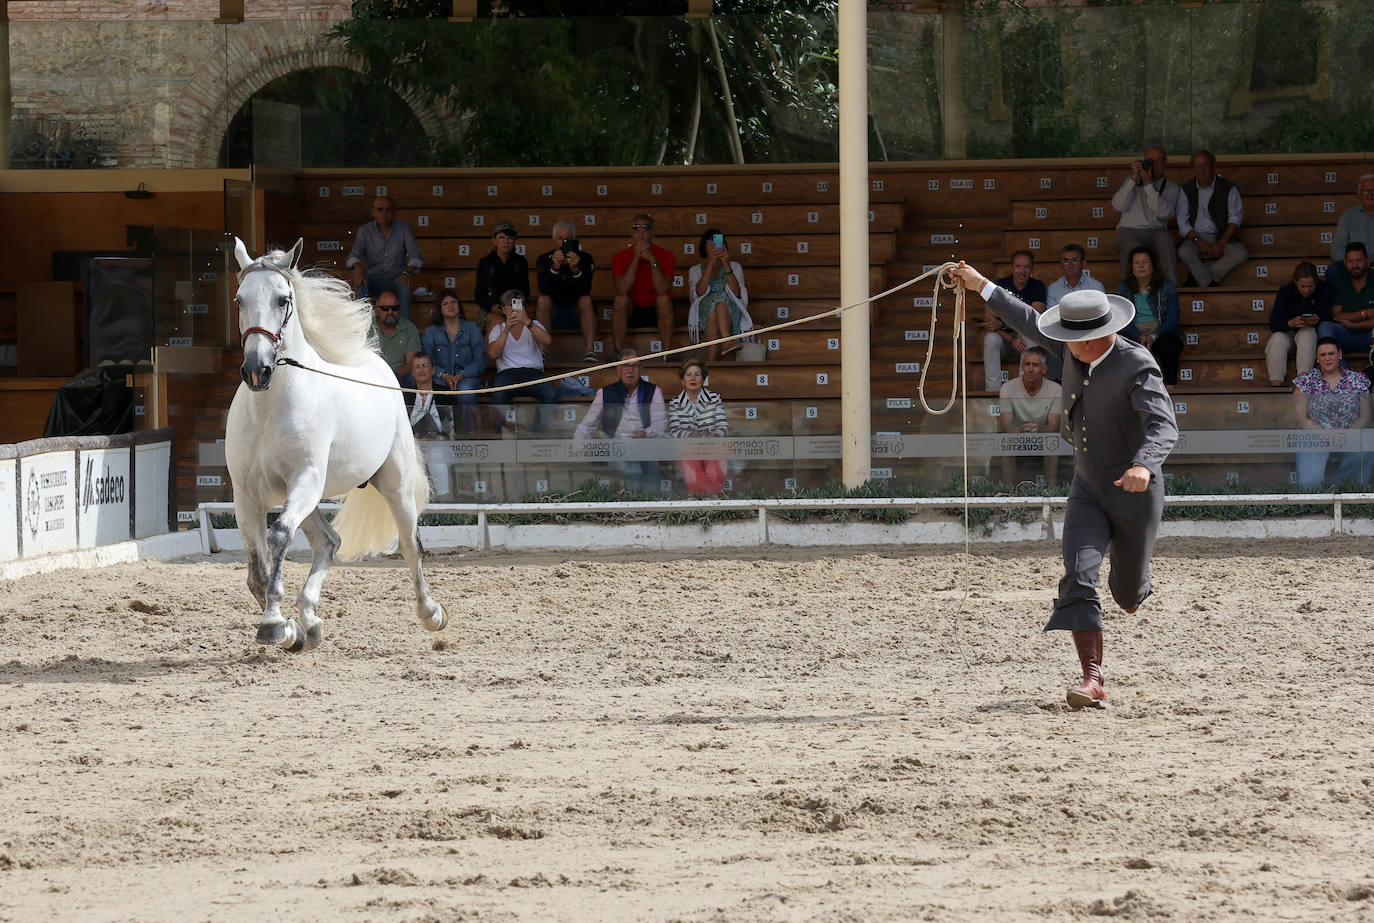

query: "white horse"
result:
(225, 238), (446, 652)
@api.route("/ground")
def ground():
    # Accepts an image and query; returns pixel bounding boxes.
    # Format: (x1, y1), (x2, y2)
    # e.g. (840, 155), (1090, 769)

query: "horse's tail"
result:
(333, 439), (431, 561)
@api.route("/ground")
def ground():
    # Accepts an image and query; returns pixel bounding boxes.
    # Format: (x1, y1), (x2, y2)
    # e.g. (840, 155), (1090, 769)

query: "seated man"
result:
(1326, 174), (1374, 289)
(574, 347), (667, 492)
(981, 250), (1047, 390)
(611, 214), (675, 357)
(486, 290), (555, 434)
(347, 195), (421, 316)
(536, 221), (598, 363)
(1111, 145), (1181, 284)
(371, 291), (420, 384)
(1292, 336), (1369, 488)
(1175, 150), (1247, 287)
(1046, 243), (1105, 305)
(405, 352), (455, 497)
(474, 222), (530, 331)
(997, 346), (1062, 487)
(1316, 242), (1374, 355)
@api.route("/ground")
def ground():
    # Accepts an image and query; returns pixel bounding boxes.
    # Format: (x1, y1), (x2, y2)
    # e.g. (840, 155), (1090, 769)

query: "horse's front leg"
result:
(234, 493), (270, 610)
(294, 506), (340, 652)
(255, 478), (323, 652)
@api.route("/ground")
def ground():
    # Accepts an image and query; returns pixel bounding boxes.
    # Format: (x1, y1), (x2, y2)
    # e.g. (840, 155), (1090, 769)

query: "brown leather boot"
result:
(1066, 630), (1108, 709)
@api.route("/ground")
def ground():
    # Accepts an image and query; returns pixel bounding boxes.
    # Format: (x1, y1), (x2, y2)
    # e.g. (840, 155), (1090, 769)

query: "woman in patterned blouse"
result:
(1292, 336), (1370, 488)
(668, 359), (728, 494)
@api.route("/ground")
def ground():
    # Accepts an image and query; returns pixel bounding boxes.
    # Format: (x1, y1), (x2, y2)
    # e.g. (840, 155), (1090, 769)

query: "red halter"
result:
(237, 261), (295, 349)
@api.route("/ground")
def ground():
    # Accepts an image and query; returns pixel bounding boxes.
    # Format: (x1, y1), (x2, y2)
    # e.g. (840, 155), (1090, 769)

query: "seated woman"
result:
(1115, 246), (1183, 385)
(687, 228), (753, 362)
(1292, 336), (1370, 488)
(405, 351), (455, 497)
(1264, 261), (1332, 388)
(420, 288), (486, 434)
(485, 289), (555, 434)
(667, 358), (728, 495)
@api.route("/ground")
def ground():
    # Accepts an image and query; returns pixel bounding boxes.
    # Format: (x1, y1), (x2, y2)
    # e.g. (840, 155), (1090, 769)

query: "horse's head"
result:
(234, 237), (303, 391)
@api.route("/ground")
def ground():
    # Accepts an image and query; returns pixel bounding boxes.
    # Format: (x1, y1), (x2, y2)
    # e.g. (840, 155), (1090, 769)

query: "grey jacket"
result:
(985, 286), (1179, 479)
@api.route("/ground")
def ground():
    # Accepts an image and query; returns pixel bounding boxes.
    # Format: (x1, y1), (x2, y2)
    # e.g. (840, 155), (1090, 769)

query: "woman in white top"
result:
(667, 358), (728, 494)
(687, 228), (752, 362)
(485, 289), (555, 433)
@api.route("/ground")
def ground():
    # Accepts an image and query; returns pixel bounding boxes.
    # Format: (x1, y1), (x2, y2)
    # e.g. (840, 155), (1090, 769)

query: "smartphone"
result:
(712, 233), (724, 250)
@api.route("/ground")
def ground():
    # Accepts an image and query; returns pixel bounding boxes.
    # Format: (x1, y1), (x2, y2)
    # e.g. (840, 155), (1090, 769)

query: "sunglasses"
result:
(631, 224), (652, 230)
(378, 306), (400, 312)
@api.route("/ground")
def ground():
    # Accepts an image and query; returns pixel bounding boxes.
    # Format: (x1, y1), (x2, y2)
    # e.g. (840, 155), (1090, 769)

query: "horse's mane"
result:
(266, 251), (380, 367)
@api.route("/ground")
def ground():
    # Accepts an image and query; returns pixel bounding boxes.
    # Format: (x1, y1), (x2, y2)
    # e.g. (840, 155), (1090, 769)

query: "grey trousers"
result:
(1115, 227), (1178, 285)
(1045, 469), (1164, 632)
(1178, 231), (1248, 285)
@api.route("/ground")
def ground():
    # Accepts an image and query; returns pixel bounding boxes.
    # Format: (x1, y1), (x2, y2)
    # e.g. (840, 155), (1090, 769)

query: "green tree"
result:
(330, 1), (837, 166)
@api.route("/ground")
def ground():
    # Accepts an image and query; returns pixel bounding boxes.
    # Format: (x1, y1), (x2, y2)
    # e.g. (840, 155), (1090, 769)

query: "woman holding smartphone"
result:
(688, 227), (753, 362)
(1265, 260), (1333, 387)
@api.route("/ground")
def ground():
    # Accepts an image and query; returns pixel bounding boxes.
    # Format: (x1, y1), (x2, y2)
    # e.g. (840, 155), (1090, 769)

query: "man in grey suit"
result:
(951, 262), (1179, 708)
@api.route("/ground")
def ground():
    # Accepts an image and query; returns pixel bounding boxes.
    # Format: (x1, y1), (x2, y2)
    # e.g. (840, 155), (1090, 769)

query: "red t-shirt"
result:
(611, 243), (675, 308)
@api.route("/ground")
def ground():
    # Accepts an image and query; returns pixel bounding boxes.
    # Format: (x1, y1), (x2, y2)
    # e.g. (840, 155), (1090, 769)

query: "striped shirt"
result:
(667, 388), (728, 438)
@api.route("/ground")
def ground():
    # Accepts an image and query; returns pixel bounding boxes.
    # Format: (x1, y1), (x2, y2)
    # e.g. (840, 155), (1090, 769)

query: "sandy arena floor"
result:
(1, 537), (1372, 921)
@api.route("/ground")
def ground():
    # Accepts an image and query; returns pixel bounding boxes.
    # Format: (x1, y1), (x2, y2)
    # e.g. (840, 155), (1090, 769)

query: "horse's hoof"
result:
(420, 606), (447, 633)
(255, 621), (291, 646)
(281, 618), (306, 653)
(301, 620), (323, 653)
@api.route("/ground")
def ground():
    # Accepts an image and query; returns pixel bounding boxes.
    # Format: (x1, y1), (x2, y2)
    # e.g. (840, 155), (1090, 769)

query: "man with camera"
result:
(1111, 145), (1181, 286)
(536, 221), (598, 364)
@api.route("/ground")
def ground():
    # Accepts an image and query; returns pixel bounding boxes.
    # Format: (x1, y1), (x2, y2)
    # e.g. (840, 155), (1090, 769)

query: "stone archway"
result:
(172, 24), (461, 169)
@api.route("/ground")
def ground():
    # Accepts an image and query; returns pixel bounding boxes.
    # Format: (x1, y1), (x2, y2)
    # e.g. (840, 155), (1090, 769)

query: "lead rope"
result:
(915, 270), (975, 674)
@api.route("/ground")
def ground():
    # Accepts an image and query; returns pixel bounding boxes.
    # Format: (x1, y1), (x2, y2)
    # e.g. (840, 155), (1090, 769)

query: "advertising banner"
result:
(0, 459), (16, 562)
(78, 447), (132, 548)
(21, 451), (78, 557)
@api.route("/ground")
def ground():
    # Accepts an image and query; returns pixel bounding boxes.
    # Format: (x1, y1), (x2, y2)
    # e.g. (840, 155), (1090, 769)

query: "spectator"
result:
(1316, 242), (1374, 356)
(611, 214), (675, 358)
(688, 228), (753, 362)
(1046, 243), (1106, 305)
(1265, 261), (1332, 387)
(486, 290), (554, 435)
(371, 291), (421, 383)
(1327, 174), (1374, 289)
(346, 195), (422, 317)
(997, 346), (1062, 487)
(1111, 146), (1181, 285)
(474, 222), (530, 332)
(574, 347), (667, 492)
(421, 288), (486, 434)
(1116, 246), (1183, 385)
(982, 249), (1047, 390)
(1175, 150), (1248, 288)
(406, 352), (455, 499)
(667, 358), (728, 495)
(1292, 336), (1369, 489)
(535, 221), (598, 364)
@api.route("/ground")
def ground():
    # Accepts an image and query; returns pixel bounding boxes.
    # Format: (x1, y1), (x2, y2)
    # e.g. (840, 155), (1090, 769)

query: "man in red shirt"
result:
(611, 213), (675, 357)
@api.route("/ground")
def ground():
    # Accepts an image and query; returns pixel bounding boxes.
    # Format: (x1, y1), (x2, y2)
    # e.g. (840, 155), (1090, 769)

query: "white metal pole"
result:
(839, 0), (871, 488)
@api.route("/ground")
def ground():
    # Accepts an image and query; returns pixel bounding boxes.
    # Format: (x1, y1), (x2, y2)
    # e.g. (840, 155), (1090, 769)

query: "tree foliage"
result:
(329, 1), (837, 166)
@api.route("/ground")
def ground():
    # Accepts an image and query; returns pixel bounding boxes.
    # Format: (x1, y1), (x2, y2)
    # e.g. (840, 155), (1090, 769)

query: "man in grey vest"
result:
(1175, 150), (1248, 287)
(950, 262), (1179, 709)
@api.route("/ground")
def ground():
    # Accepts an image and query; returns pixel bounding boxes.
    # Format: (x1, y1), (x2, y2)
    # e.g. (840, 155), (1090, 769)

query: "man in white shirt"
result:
(1111, 146), (1181, 285)
(1046, 243), (1105, 306)
(575, 347), (667, 492)
(1175, 150), (1247, 287)
(997, 347), (1062, 487)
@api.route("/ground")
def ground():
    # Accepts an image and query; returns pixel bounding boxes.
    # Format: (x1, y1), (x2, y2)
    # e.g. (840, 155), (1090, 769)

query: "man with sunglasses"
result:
(372, 291), (421, 383)
(1046, 243), (1105, 306)
(611, 214), (675, 357)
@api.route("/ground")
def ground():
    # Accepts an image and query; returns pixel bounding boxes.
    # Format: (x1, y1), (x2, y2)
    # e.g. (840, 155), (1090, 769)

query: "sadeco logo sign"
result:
(82, 458), (126, 512)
